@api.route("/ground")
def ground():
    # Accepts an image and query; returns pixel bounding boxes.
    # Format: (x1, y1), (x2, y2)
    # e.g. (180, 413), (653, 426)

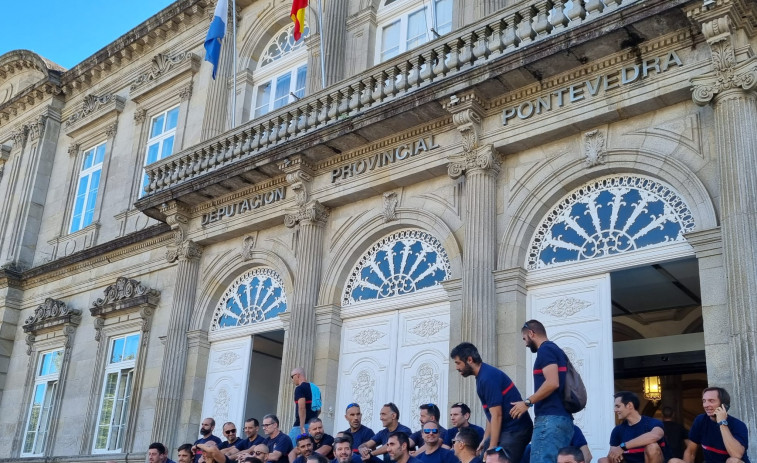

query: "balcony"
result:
(135, 0), (689, 219)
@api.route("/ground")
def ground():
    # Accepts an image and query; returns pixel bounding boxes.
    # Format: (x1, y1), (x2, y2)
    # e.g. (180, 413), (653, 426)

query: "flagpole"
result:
(317, 0), (326, 89)
(231, 0), (238, 128)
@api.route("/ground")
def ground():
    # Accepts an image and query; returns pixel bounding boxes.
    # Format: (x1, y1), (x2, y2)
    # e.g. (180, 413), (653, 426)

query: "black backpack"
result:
(562, 352), (587, 413)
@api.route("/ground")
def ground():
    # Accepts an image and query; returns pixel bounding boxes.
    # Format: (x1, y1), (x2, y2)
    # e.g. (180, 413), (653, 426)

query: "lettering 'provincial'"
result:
(502, 51), (684, 126)
(201, 187), (286, 227)
(331, 135), (440, 183)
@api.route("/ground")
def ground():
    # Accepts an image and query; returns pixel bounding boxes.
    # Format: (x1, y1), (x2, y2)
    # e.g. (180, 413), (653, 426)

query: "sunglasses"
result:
(254, 451), (267, 456)
(346, 403), (360, 411)
(423, 429), (439, 434)
(225, 429), (237, 434)
(298, 433), (310, 439)
(262, 423), (274, 427)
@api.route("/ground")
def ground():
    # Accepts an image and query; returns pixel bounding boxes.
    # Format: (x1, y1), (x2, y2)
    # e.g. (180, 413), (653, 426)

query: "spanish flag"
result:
(291, 0), (308, 41)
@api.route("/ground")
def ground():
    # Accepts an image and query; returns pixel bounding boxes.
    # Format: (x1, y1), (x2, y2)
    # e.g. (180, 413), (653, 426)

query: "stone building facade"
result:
(0, 0), (755, 461)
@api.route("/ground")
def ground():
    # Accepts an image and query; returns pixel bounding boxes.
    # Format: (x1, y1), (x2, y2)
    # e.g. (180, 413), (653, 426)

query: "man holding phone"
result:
(670, 387), (750, 463)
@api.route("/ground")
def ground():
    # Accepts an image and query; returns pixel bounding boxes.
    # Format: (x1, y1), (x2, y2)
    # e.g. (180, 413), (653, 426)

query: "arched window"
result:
(252, 24), (309, 119)
(527, 175), (696, 270)
(376, 0), (452, 63)
(211, 268), (288, 330)
(342, 229), (451, 305)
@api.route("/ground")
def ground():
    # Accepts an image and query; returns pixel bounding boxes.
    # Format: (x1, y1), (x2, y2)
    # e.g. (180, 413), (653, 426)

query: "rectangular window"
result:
(70, 142), (106, 233)
(381, 20), (401, 62)
(21, 349), (63, 456)
(93, 332), (140, 453)
(406, 8), (428, 50)
(434, 0), (452, 35)
(253, 64), (308, 119)
(141, 106), (179, 197)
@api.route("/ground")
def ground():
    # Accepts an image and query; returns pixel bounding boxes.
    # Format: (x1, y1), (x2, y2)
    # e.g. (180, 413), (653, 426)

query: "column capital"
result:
(687, 0), (757, 105)
(166, 239), (203, 263)
(285, 200), (330, 228)
(447, 144), (502, 179)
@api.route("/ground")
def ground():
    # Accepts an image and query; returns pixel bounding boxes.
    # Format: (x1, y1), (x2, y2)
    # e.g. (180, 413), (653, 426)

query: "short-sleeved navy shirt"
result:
(371, 424), (412, 462)
(609, 416), (669, 463)
(532, 341), (570, 418)
(371, 423), (413, 446)
(443, 424), (485, 446)
(410, 426), (447, 448)
(415, 447), (459, 463)
(343, 425), (376, 451)
(194, 435), (224, 463)
(571, 425), (588, 447)
(316, 434), (336, 459)
(266, 432), (295, 463)
(242, 434), (267, 450)
(220, 438), (249, 451)
(294, 382), (318, 427)
(476, 362), (531, 432)
(689, 414), (750, 463)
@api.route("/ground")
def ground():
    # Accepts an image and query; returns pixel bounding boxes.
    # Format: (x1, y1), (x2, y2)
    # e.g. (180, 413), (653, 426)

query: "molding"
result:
(63, 93), (126, 137)
(129, 51), (201, 102)
(284, 200), (329, 228)
(22, 298), (82, 355)
(90, 277), (160, 341)
(684, 227), (723, 259)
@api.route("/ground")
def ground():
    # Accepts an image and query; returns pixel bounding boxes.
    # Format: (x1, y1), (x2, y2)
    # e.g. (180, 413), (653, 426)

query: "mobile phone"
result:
(724, 404), (729, 412)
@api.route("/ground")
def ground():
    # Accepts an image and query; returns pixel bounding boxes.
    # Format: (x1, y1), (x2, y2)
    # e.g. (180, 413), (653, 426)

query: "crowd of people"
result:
(143, 319), (750, 463)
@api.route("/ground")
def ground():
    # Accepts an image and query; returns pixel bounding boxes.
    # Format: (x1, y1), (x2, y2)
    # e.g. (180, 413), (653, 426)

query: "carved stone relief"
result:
(540, 297), (592, 318)
(352, 369), (376, 424)
(382, 191), (398, 222)
(240, 234), (257, 261)
(583, 130), (606, 167)
(410, 363), (439, 426)
(351, 329), (386, 346)
(130, 51), (200, 93)
(409, 319), (448, 337)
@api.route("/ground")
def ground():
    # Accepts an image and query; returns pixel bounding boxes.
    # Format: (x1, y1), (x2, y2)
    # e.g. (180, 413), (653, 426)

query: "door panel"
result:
(396, 306), (450, 429)
(336, 312), (397, 432)
(201, 336), (253, 440)
(336, 305), (450, 433)
(527, 274), (614, 458)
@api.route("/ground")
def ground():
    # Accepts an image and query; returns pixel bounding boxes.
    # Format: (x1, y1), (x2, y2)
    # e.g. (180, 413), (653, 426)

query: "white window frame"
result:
(375, 0), (452, 64)
(92, 332), (141, 454)
(69, 141), (106, 233)
(140, 105), (180, 197)
(251, 24), (309, 120)
(20, 349), (63, 457)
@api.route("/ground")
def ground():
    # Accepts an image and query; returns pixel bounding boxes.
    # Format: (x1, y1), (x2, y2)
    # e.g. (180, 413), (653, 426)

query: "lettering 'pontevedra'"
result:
(331, 135), (440, 183)
(502, 51), (684, 125)
(201, 187), (286, 226)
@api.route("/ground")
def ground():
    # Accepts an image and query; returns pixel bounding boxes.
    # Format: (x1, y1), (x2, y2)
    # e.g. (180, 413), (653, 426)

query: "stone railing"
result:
(142, 0), (638, 195)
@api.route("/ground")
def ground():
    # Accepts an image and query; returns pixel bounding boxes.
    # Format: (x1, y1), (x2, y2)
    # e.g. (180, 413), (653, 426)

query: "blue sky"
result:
(1, 0), (178, 69)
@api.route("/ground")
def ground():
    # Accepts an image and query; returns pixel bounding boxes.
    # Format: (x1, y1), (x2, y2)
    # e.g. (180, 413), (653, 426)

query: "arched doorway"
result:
(334, 229), (453, 432)
(200, 267), (288, 439)
(524, 175), (702, 456)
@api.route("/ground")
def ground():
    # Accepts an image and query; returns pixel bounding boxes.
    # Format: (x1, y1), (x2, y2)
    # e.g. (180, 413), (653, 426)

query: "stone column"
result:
(200, 2), (234, 141)
(321, 0), (348, 87)
(178, 329), (211, 445)
(0, 267), (22, 403)
(689, 1), (757, 450)
(277, 157), (329, 426)
(444, 92), (500, 411)
(151, 203), (203, 450)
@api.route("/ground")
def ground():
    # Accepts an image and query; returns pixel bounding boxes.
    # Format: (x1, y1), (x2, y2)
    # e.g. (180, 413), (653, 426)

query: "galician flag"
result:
(204, 0), (228, 80)
(291, 0), (308, 41)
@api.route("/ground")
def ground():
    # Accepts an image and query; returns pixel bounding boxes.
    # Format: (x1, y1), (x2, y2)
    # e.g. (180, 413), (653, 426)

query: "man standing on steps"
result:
(290, 368), (320, 445)
(450, 342), (533, 463)
(510, 320), (573, 463)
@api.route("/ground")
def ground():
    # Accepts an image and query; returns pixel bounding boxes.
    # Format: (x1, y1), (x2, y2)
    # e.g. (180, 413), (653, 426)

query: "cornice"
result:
(63, 93), (126, 137)
(0, 79), (62, 129)
(60, 0), (211, 94)
(129, 51), (201, 102)
(20, 224), (171, 290)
